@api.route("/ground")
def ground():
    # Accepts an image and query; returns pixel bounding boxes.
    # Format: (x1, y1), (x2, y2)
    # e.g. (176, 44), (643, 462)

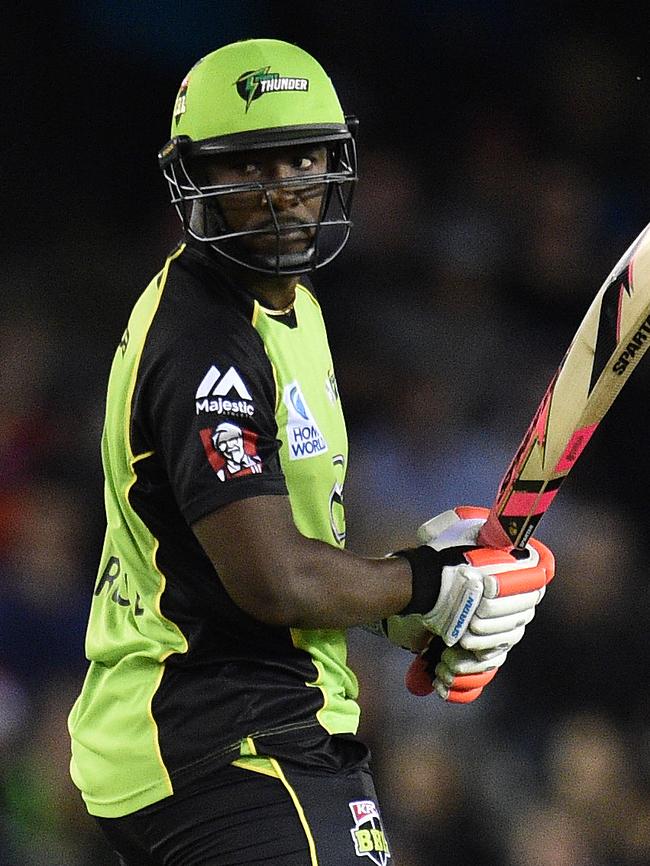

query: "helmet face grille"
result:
(162, 128), (357, 275)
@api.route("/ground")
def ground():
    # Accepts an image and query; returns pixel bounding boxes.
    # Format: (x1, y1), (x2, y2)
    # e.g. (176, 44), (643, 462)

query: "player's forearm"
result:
(260, 538), (414, 628)
(193, 494), (414, 629)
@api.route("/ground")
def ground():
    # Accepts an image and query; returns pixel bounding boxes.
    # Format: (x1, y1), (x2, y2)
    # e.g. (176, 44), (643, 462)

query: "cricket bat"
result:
(479, 219), (650, 550)
(406, 220), (650, 696)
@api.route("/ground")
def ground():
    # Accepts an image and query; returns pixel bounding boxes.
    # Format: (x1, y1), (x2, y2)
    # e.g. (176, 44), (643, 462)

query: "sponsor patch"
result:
(329, 453), (346, 544)
(283, 382), (328, 460)
(326, 368), (340, 403)
(195, 365), (255, 417)
(200, 423), (262, 481)
(235, 67), (310, 112)
(173, 73), (190, 126)
(349, 800), (390, 865)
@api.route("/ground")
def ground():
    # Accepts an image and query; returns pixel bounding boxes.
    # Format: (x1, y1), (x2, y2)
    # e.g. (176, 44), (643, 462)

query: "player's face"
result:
(200, 144), (328, 260)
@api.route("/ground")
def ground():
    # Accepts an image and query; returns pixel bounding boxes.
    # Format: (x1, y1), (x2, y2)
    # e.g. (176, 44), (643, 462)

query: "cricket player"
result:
(68, 39), (554, 865)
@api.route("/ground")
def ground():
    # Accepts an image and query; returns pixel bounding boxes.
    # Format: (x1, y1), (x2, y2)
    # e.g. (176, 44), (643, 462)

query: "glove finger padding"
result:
(404, 636), (441, 697)
(404, 638), (507, 700)
(434, 669), (498, 703)
(434, 645), (505, 703)
(437, 645), (508, 677)
(416, 506), (486, 548)
(459, 538), (552, 654)
(465, 605), (536, 637)
(465, 537), (555, 595)
(460, 622), (528, 652)
(477, 586), (546, 618)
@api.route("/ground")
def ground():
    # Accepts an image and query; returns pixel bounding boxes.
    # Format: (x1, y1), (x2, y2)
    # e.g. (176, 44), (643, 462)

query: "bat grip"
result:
(477, 511), (513, 550)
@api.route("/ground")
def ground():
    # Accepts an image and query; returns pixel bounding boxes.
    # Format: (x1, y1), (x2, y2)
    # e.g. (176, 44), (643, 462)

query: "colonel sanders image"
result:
(211, 422), (262, 481)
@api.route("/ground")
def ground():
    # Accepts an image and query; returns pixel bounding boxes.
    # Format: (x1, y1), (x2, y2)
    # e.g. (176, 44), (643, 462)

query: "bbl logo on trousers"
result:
(349, 800), (390, 865)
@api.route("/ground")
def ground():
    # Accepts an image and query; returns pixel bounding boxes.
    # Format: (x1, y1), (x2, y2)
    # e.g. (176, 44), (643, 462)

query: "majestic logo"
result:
(349, 801), (390, 865)
(195, 365), (255, 417)
(283, 382), (328, 460)
(200, 422), (262, 482)
(235, 67), (309, 112)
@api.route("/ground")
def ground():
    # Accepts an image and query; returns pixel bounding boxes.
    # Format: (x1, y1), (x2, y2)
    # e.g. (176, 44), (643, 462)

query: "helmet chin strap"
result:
(223, 244), (317, 274)
(206, 239), (317, 276)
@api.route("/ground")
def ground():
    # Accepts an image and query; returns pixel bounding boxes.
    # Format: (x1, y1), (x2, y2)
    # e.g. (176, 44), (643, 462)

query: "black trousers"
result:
(96, 740), (392, 866)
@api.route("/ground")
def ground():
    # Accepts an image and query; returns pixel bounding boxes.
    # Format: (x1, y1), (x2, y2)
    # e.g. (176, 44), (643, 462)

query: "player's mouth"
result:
(246, 221), (315, 249)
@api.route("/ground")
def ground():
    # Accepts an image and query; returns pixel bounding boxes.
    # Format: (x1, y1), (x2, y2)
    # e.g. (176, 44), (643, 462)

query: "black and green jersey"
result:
(68, 244), (358, 818)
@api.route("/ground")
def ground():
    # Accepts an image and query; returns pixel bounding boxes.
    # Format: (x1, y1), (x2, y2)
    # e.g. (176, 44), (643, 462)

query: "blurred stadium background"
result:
(2, 3), (650, 864)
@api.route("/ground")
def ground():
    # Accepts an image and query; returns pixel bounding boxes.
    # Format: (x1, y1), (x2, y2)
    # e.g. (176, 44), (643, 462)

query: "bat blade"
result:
(479, 221), (650, 550)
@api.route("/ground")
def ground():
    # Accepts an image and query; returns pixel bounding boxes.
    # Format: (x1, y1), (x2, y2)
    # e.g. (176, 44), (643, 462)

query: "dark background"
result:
(2, 3), (649, 864)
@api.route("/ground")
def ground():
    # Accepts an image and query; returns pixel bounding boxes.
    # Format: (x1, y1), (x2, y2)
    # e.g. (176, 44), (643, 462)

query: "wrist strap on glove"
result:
(394, 544), (474, 617)
(394, 546), (442, 615)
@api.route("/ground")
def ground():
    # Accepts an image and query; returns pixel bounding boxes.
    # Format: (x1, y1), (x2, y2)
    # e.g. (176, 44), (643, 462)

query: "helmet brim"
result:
(159, 118), (357, 168)
(192, 122), (354, 156)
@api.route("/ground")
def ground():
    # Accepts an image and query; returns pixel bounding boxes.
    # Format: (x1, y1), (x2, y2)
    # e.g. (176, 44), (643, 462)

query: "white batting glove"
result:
(381, 507), (489, 652)
(402, 507), (555, 701)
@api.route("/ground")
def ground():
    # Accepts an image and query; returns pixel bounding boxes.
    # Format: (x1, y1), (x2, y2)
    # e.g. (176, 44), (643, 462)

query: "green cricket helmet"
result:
(158, 39), (358, 275)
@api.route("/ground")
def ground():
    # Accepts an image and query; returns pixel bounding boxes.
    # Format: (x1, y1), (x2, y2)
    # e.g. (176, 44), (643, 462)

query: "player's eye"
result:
(239, 162), (261, 175)
(223, 159), (261, 176)
(293, 152), (325, 172)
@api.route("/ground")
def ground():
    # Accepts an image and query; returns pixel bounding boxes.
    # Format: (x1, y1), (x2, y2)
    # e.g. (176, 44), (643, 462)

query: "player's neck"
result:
(239, 272), (298, 313)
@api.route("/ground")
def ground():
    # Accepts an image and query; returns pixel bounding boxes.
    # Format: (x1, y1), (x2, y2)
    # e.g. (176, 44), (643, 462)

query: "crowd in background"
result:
(2, 3), (650, 864)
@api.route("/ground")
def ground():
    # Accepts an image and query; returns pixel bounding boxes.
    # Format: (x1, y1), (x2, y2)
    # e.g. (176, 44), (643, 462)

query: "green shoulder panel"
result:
(68, 248), (189, 817)
(253, 284), (359, 734)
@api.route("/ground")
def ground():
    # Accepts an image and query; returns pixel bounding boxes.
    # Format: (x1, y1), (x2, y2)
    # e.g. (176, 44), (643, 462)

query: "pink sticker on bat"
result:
(502, 488), (558, 517)
(554, 424), (598, 473)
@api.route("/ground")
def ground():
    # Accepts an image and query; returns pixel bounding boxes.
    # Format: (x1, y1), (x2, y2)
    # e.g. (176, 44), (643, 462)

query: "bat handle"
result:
(477, 510), (513, 549)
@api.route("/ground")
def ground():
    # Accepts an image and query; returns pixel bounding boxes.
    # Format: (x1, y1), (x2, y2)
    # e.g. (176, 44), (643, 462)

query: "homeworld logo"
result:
(235, 67), (310, 112)
(195, 365), (255, 417)
(283, 382), (328, 460)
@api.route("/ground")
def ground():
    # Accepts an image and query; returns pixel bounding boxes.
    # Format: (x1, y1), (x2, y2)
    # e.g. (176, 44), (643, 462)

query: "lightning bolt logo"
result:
(235, 67), (277, 112)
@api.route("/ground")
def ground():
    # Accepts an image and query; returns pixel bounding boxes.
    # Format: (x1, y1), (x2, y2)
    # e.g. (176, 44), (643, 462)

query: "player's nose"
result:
(265, 156), (295, 180)
(263, 189), (297, 216)
(263, 164), (299, 209)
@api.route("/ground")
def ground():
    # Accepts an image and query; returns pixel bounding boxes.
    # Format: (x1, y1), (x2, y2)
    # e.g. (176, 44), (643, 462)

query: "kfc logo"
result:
(200, 423), (262, 481)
